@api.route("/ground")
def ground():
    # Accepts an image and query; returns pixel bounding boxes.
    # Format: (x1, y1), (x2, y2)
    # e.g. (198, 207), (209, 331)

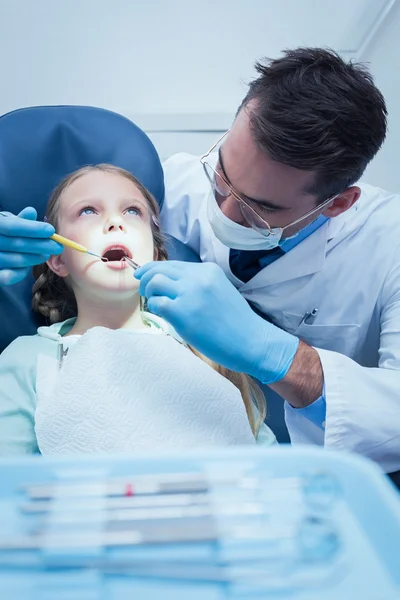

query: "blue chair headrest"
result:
(0, 105), (165, 218)
(0, 105), (198, 352)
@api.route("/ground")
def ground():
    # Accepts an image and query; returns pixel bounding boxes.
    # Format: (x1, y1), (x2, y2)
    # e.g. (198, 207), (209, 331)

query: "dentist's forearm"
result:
(269, 341), (324, 408)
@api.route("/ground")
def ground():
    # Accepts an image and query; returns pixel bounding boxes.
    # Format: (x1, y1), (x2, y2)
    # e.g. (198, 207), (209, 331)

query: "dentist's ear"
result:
(47, 254), (69, 278)
(323, 186), (361, 218)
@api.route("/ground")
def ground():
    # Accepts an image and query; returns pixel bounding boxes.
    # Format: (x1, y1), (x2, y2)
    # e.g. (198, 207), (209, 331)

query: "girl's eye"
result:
(77, 205), (145, 218)
(79, 206), (96, 216)
(125, 206), (143, 217)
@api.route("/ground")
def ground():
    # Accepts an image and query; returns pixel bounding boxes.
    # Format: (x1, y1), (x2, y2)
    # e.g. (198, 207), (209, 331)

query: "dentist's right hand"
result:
(0, 207), (63, 286)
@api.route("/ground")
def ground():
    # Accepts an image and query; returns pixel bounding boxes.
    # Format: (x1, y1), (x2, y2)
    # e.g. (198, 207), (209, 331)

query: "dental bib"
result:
(34, 327), (255, 454)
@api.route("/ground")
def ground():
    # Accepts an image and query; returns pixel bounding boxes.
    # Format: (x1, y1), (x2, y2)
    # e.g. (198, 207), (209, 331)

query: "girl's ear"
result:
(47, 254), (69, 278)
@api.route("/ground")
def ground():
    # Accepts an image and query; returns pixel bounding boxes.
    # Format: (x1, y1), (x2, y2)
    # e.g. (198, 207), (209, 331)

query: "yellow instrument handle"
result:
(0, 213), (89, 255)
(51, 233), (87, 253)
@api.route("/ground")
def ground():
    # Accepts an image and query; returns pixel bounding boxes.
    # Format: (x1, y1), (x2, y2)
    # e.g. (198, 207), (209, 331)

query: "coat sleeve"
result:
(161, 153), (206, 253)
(0, 336), (39, 455)
(287, 256), (400, 473)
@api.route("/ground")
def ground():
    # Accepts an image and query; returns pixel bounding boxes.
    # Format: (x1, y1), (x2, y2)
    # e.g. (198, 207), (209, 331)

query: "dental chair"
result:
(0, 105), (289, 443)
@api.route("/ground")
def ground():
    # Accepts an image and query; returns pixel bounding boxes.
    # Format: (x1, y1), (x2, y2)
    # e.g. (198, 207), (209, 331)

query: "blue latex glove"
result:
(0, 207), (62, 286)
(135, 261), (300, 384)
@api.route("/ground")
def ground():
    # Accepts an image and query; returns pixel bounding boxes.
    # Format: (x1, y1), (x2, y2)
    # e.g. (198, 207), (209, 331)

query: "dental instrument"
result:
(21, 471), (249, 499)
(0, 212), (106, 261)
(122, 256), (141, 271)
(50, 233), (107, 261)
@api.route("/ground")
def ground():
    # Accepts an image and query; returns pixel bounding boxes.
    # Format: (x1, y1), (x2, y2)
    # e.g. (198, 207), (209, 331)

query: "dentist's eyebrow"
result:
(218, 148), (291, 211)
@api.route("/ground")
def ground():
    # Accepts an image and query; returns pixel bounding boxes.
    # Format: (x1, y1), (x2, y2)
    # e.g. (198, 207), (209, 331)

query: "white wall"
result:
(0, 0), (398, 186)
(361, 0), (400, 191)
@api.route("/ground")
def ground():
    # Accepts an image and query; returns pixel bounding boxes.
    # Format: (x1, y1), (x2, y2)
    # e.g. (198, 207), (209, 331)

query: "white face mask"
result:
(207, 191), (291, 251)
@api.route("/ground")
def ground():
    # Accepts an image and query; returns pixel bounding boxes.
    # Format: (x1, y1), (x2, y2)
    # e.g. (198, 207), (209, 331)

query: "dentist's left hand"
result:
(135, 260), (299, 383)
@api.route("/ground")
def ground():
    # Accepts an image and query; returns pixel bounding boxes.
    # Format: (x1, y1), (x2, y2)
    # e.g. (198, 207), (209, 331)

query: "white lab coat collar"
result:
(242, 220), (330, 291)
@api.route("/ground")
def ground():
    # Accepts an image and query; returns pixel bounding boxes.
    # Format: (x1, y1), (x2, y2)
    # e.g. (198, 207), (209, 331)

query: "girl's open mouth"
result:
(101, 246), (132, 269)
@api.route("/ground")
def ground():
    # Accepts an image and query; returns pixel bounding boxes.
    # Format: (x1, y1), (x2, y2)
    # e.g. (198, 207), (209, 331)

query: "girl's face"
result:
(47, 171), (156, 301)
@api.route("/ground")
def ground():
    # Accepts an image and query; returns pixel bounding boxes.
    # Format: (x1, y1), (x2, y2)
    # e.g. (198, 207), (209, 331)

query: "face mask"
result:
(207, 191), (293, 251)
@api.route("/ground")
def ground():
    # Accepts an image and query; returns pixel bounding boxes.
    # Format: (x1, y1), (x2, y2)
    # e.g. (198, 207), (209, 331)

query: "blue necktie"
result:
(229, 247), (285, 283)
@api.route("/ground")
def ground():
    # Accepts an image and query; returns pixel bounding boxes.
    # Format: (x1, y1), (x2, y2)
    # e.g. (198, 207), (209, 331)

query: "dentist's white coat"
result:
(161, 152), (400, 473)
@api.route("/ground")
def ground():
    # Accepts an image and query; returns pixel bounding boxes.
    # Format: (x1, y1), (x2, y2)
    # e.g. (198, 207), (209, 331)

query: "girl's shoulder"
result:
(1, 331), (59, 370)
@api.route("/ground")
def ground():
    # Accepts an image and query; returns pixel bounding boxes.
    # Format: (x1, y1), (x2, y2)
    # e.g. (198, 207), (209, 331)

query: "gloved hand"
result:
(0, 207), (62, 286)
(135, 261), (299, 384)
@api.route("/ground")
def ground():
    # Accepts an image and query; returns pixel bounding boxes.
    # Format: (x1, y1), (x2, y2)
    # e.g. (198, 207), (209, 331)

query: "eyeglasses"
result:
(200, 131), (337, 237)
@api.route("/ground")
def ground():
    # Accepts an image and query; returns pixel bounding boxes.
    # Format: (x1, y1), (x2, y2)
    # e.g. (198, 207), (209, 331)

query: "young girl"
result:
(0, 164), (275, 455)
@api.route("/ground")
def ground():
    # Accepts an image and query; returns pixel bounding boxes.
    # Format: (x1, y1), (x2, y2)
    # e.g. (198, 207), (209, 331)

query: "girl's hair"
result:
(32, 164), (266, 435)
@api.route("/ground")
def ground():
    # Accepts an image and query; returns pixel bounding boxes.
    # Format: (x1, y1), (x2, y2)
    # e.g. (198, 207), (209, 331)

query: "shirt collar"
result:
(279, 215), (329, 253)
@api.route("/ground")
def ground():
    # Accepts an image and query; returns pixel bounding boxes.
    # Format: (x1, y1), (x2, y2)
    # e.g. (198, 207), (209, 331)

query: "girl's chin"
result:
(85, 279), (139, 295)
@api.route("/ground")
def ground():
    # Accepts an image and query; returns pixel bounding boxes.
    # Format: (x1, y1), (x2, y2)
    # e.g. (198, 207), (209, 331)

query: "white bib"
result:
(35, 327), (255, 454)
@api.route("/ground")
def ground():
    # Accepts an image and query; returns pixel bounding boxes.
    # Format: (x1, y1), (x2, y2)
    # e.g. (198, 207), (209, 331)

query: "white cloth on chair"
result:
(35, 327), (256, 454)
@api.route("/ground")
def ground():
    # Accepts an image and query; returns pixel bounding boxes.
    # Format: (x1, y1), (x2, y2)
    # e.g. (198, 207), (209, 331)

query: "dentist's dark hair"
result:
(240, 47), (387, 202)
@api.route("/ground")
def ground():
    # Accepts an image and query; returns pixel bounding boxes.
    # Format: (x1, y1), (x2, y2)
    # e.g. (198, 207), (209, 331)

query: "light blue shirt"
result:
(260, 216), (328, 431)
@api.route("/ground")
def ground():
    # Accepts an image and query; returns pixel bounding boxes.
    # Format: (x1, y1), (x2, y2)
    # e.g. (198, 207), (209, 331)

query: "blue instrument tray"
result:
(0, 446), (399, 599)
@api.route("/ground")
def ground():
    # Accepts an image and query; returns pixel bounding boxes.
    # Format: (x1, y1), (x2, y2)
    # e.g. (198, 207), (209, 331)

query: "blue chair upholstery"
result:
(0, 105), (199, 352)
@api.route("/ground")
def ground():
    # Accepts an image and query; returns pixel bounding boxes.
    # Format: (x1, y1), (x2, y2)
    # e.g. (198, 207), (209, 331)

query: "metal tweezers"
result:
(122, 256), (141, 271)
